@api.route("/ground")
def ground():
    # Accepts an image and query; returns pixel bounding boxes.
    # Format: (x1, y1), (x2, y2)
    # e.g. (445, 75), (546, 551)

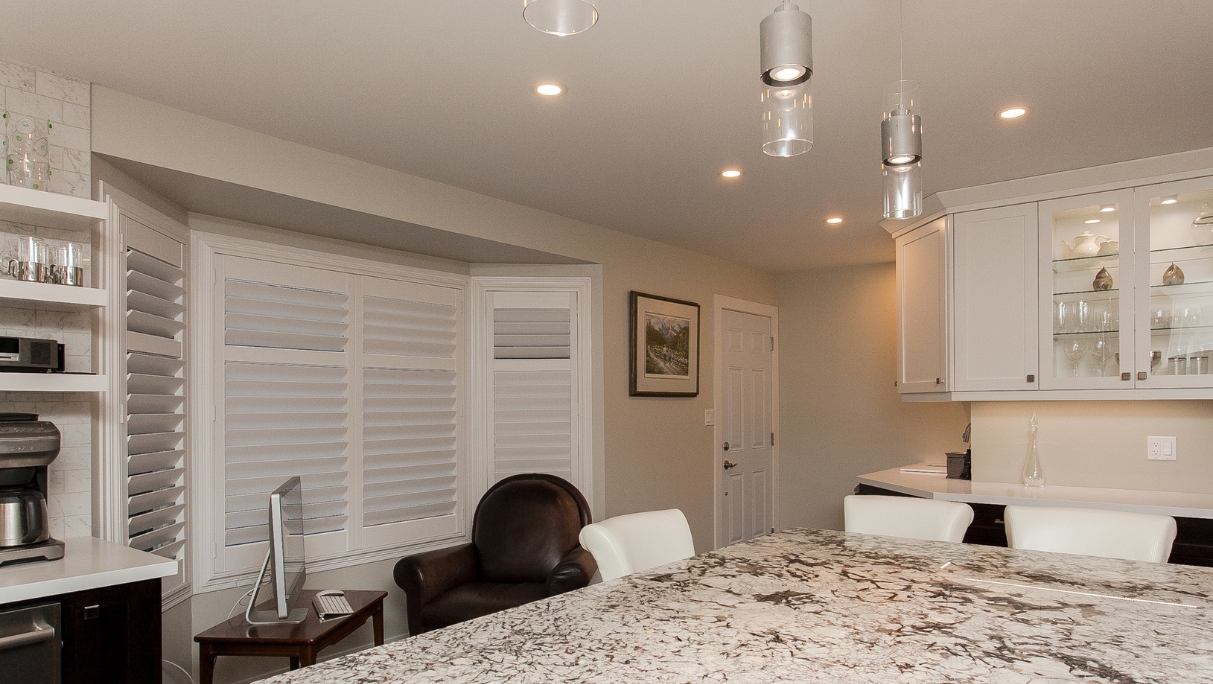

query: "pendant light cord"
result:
(899, 0), (904, 82)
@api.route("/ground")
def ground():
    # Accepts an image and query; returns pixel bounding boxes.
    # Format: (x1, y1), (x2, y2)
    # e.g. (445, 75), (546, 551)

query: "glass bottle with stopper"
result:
(1022, 411), (1046, 488)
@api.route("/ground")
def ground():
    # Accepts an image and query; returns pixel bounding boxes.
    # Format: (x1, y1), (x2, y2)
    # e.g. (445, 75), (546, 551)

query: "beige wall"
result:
(775, 263), (969, 531)
(971, 401), (1213, 493)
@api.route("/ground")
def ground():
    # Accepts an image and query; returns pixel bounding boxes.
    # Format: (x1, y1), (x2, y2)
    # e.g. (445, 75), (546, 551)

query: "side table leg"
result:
(301, 647), (318, 667)
(373, 602), (385, 646)
(199, 645), (216, 684)
(289, 656), (300, 670)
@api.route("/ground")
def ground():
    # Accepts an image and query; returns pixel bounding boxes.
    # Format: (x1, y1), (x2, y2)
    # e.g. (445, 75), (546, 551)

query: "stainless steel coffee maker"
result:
(0, 414), (64, 565)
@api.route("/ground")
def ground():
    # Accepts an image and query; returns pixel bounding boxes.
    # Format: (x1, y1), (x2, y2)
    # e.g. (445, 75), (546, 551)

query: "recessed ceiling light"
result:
(1161, 195), (1179, 205)
(826, 217), (843, 224)
(534, 82), (565, 97)
(1100, 205), (1116, 213)
(1085, 219), (1101, 224)
(771, 66), (807, 82)
(721, 169), (742, 179)
(999, 107), (1029, 119)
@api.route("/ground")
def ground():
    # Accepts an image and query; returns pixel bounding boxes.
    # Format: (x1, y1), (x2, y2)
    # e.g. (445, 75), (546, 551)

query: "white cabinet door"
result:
(896, 217), (948, 393)
(953, 204), (1039, 391)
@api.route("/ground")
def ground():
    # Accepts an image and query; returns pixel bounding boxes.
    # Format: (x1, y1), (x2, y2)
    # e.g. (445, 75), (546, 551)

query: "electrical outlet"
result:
(1147, 436), (1177, 461)
(704, 409), (715, 426)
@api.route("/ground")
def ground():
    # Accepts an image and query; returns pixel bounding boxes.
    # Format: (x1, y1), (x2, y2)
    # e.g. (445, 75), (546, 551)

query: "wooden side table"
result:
(194, 589), (387, 684)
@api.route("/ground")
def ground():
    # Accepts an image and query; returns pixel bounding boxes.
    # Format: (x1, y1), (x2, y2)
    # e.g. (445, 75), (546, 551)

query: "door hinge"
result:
(770, 432), (775, 446)
(213, 541), (218, 559)
(769, 336), (774, 352)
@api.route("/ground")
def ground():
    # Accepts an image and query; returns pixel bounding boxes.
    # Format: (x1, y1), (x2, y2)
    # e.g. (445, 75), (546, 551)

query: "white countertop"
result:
(859, 465), (1213, 519)
(0, 536), (177, 605)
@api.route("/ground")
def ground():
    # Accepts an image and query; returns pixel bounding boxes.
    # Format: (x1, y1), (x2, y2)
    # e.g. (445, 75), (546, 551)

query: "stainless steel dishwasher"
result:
(0, 601), (60, 683)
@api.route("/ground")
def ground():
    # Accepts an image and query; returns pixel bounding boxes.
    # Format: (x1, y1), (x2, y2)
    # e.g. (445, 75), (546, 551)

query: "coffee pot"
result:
(0, 413), (64, 564)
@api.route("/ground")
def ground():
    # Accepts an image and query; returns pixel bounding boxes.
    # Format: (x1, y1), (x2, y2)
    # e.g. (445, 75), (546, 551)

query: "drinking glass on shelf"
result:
(1151, 350), (1164, 374)
(54, 242), (84, 286)
(7, 235), (46, 282)
(1062, 338), (1087, 377)
(1054, 300), (1069, 334)
(1152, 305), (1172, 330)
(1089, 335), (1115, 377)
(1074, 299), (1092, 333)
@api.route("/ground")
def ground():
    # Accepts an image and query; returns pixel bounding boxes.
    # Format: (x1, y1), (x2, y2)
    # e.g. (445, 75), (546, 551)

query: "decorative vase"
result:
(1163, 262), (1185, 286)
(1092, 267), (1113, 291)
(1192, 203), (1213, 247)
(1022, 411), (1046, 488)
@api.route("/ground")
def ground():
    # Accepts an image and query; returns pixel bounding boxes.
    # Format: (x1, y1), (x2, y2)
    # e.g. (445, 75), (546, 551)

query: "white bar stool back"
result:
(1004, 505), (1177, 563)
(579, 509), (696, 581)
(844, 495), (974, 543)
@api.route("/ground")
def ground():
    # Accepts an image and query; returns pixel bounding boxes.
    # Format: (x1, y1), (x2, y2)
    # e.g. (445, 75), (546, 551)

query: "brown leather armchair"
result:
(393, 473), (597, 635)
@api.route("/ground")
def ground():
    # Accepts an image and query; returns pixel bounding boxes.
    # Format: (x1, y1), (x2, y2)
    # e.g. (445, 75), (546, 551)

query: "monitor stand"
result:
(245, 549), (308, 626)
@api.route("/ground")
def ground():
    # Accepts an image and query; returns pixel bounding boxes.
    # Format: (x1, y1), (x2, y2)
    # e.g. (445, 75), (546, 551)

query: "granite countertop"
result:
(260, 529), (1213, 683)
(859, 465), (1213, 519)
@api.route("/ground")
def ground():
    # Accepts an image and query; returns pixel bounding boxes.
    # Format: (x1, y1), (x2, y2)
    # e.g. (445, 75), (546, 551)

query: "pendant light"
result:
(882, 1), (922, 219)
(760, 2), (813, 157)
(523, 0), (598, 36)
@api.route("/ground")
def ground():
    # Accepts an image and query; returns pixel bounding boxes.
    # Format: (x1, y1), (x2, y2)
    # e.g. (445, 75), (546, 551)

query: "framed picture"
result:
(629, 291), (700, 397)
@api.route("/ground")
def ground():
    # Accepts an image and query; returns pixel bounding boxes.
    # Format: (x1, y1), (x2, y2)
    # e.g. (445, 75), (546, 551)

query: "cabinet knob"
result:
(1026, 374), (1034, 383)
(1121, 372), (1131, 381)
(1138, 371), (1148, 380)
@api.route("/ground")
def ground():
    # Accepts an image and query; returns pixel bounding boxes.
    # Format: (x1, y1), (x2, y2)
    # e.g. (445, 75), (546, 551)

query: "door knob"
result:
(723, 460), (738, 470)
(723, 442), (730, 451)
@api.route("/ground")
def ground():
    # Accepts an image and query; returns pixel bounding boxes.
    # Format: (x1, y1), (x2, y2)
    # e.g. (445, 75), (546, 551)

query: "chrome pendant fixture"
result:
(523, 0), (598, 36)
(760, 2), (813, 157)
(882, 1), (922, 219)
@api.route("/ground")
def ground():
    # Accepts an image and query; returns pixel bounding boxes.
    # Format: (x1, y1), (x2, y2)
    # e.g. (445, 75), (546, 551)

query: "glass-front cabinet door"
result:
(1134, 177), (1213, 389)
(1039, 190), (1136, 390)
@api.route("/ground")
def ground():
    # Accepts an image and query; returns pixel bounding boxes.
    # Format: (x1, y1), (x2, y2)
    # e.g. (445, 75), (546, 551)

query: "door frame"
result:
(712, 295), (780, 550)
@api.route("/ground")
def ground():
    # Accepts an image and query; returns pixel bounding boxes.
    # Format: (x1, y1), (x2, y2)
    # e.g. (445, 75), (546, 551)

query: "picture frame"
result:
(629, 291), (700, 397)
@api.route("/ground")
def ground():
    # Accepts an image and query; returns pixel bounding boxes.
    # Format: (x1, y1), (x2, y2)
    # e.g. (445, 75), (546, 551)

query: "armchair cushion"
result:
(474, 478), (587, 583)
(419, 582), (548, 629)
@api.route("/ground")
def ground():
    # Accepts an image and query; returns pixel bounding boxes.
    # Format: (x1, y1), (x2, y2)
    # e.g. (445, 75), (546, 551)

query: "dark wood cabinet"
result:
(854, 484), (1213, 567)
(60, 578), (161, 684)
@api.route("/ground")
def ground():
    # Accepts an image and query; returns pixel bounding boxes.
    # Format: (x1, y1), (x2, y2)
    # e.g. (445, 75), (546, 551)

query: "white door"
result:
(952, 204), (1039, 391)
(719, 308), (774, 546)
(896, 218), (949, 393)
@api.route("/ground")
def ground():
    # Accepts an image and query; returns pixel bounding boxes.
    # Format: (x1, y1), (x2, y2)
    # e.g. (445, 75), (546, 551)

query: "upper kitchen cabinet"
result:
(1038, 190), (1136, 391)
(895, 217), (947, 394)
(1132, 177), (1213, 390)
(883, 145), (1213, 401)
(953, 204), (1038, 391)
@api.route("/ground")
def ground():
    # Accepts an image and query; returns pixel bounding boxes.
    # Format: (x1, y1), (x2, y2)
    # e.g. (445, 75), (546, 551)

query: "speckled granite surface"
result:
(259, 529), (1213, 683)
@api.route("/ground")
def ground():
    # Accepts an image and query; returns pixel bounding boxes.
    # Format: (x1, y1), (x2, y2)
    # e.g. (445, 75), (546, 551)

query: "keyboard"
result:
(312, 591), (354, 620)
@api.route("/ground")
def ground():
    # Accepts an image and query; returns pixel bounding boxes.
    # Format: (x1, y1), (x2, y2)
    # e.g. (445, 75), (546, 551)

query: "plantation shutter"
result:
(122, 216), (188, 598)
(487, 290), (579, 485)
(217, 255), (351, 571)
(359, 277), (461, 548)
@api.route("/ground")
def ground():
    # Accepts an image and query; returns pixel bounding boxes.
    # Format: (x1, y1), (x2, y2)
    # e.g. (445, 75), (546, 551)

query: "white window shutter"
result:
(487, 290), (579, 485)
(217, 256), (351, 570)
(122, 217), (188, 599)
(359, 277), (462, 548)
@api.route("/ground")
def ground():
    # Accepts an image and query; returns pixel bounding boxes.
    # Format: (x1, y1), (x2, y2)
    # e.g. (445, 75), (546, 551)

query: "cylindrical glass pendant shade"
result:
(883, 162), (922, 219)
(881, 80), (921, 165)
(523, 0), (598, 36)
(761, 81), (812, 157)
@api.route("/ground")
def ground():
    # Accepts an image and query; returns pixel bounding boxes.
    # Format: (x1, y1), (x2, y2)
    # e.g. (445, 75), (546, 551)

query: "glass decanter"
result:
(1022, 411), (1046, 487)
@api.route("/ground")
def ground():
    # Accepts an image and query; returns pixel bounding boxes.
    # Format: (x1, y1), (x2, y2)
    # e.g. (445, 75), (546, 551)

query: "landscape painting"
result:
(644, 313), (691, 378)
(630, 291), (699, 396)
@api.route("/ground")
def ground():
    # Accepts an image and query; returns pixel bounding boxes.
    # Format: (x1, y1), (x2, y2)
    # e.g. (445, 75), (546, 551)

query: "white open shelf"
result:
(0, 373), (107, 393)
(0, 183), (108, 232)
(0, 279), (107, 311)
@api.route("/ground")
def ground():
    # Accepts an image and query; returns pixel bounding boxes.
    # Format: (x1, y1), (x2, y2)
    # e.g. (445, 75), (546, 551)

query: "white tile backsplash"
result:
(0, 56), (93, 537)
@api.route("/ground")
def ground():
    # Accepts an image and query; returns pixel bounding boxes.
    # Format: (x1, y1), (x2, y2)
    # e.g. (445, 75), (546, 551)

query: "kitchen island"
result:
(259, 529), (1213, 683)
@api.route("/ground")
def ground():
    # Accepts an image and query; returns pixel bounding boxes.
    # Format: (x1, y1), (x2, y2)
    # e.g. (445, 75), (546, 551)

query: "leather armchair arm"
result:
(546, 545), (598, 596)
(394, 543), (477, 635)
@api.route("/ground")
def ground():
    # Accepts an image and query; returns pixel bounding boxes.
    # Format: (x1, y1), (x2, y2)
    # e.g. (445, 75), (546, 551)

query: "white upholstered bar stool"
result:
(578, 509), (696, 581)
(843, 495), (975, 543)
(1004, 505), (1177, 563)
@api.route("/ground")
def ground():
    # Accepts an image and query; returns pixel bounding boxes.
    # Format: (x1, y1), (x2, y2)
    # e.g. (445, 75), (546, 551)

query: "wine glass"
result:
(1074, 299), (1092, 333)
(1054, 300), (1069, 334)
(1062, 338), (1087, 377)
(1089, 335), (1114, 377)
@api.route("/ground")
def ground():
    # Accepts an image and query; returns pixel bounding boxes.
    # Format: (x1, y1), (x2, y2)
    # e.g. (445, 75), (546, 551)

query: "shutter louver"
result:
(220, 265), (352, 559)
(359, 280), (461, 543)
(124, 247), (187, 565)
(493, 369), (572, 480)
(494, 308), (571, 359)
(363, 368), (457, 526)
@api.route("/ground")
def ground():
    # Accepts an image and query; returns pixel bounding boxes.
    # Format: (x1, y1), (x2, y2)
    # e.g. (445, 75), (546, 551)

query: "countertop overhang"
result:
(0, 536), (177, 605)
(858, 466), (1213, 519)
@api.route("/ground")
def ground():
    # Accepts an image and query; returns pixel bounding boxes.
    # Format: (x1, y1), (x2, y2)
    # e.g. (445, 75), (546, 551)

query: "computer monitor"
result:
(246, 476), (309, 625)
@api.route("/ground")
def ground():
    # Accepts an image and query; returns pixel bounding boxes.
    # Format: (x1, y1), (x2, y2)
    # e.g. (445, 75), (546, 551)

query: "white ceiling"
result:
(3, 1), (1212, 272)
